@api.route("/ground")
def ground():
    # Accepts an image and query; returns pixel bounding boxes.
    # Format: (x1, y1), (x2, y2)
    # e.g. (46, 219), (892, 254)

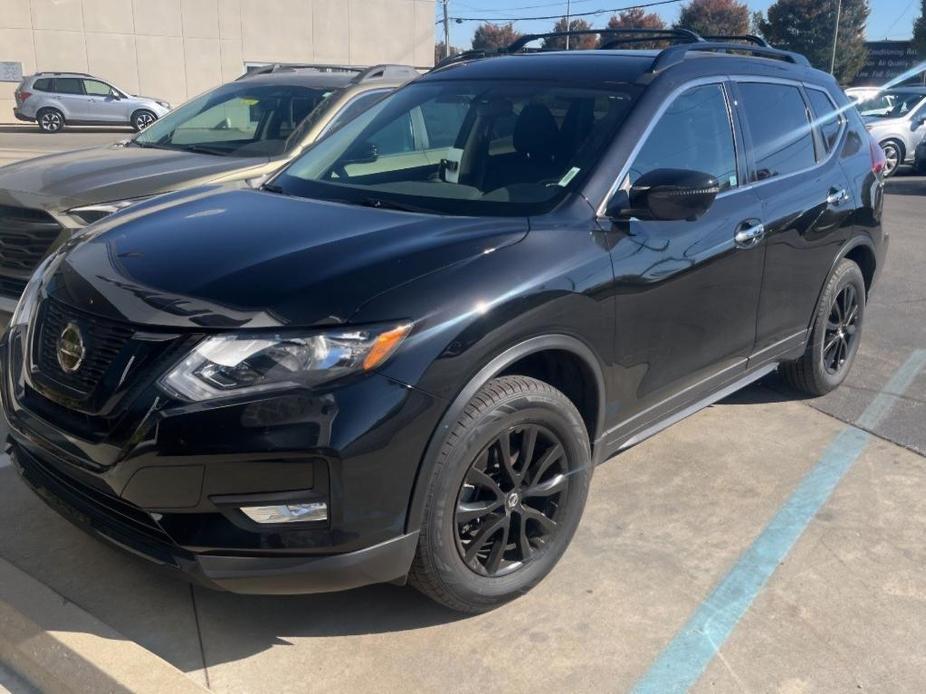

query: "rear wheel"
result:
(409, 376), (592, 613)
(880, 140), (903, 178)
(131, 110), (157, 132)
(37, 108), (64, 133)
(779, 258), (866, 396)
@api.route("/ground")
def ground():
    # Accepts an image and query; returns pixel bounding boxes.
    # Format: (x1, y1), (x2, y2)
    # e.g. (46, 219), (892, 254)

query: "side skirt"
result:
(607, 362), (779, 457)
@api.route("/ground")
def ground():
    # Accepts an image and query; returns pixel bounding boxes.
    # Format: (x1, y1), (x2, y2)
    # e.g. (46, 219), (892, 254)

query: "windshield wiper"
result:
(262, 183), (292, 196)
(179, 144), (227, 156)
(356, 198), (432, 214)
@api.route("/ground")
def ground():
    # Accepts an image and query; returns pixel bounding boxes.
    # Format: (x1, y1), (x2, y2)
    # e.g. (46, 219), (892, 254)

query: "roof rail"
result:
(646, 41), (810, 78)
(701, 34), (770, 47)
(350, 64), (421, 84)
(35, 71), (93, 77)
(236, 63), (362, 80)
(596, 28), (705, 50)
(509, 27), (702, 52)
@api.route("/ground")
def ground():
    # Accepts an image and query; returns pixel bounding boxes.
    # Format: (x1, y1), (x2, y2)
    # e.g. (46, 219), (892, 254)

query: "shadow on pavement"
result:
(884, 175), (926, 197)
(0, 125), (132, 135)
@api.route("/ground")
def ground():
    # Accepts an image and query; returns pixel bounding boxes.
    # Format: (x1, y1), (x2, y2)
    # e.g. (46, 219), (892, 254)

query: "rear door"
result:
(51, 78), (86, 120)
(733, 80), (854, 363)
(606, 81), (766, 442)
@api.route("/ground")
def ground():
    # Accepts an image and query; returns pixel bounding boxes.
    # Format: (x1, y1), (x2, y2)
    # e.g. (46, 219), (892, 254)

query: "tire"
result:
(37, 108), (65, 133)
(131, 110), (157, 132)
(779, 258), (866, 396)
(880, 139), (903, 178)
(409, 375), (592, 613)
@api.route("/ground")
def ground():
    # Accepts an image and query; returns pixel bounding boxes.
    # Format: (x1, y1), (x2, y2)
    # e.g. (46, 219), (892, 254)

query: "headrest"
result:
(513, 104), (560, 162)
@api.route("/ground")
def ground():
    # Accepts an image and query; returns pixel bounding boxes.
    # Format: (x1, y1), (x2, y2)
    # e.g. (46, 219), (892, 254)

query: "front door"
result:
(605, 82), (765, 444)
(82, 79), (126, 123)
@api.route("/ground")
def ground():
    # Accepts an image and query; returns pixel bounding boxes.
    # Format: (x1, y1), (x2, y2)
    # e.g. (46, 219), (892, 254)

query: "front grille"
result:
(0, 203), (62, 276)
(35, 299), (134, 398)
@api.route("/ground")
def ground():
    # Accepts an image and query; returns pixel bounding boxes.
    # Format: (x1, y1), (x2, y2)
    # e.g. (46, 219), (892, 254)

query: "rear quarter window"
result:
(806, 88), (845, 157)
(32, 78), (52, 92)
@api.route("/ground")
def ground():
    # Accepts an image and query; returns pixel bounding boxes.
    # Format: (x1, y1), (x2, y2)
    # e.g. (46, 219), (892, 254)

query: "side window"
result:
(420, 99), (470, 149)
(738, 82), (816, 180)
(326, 90), (390, 135)
(53, 78), (84, 95)
(629, 84), (738, 191)
(806, 88), (844, 157)
(32, 78), (52, 92)
(368, 111), (416, 156)
(83, 80), (114, 97)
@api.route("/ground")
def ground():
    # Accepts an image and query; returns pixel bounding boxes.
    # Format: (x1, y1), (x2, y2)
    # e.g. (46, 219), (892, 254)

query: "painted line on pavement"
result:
(632, 349), (926, 694)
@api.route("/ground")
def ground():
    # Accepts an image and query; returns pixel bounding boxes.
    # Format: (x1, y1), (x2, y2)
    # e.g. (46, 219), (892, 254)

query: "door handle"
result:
(734, 221), (765, 249)
(826, 187), (849, 206)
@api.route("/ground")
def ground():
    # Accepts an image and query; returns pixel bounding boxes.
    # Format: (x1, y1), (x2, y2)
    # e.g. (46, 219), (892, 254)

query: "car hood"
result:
(863, 115), (907, 129)
(0, 144), (267, 211)
(43, 187), (529, 329)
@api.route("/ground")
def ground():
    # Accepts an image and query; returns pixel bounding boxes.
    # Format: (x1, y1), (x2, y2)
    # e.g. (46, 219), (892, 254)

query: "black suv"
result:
(1, 30), (887, 613)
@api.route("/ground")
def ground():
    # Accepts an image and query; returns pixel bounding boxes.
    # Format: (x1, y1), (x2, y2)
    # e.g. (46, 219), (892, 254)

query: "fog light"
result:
(240, 502), (328, 524)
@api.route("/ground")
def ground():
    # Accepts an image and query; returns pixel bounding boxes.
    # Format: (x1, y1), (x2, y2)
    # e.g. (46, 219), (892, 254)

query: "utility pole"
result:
(830, 0), (843, 74)
(442, 0), (451, 60)
(565, 0), (572, 50)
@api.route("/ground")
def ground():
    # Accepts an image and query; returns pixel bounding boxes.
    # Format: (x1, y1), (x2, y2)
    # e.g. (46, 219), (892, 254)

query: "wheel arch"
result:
(808, 235), (878, 333)
(403, 334), (606, 534)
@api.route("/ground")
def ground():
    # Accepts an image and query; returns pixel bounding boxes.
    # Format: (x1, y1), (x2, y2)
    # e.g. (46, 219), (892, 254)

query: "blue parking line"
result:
(632, 349), (926, 694)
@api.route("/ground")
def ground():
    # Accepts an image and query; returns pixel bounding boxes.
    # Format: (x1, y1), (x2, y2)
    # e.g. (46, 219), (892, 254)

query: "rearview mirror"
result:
(608, 168), (720, 222)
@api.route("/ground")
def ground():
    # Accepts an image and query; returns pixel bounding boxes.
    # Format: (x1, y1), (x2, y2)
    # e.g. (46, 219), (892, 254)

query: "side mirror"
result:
(609, 168), (720, 222)
(341, 142), (379, 166)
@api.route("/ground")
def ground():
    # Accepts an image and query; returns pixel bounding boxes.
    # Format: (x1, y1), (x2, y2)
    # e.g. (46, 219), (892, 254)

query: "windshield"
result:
(860, 92), (926, 119)
(270, 80), (641, 216)
(134, 83), (333, 157)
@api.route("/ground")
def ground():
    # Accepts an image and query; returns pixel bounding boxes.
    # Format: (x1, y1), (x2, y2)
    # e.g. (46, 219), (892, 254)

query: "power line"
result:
(446, 0), (683, 23)
(454, 0), (602, 13)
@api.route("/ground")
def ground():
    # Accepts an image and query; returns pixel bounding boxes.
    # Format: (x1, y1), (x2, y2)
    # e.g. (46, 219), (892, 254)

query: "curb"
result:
(0, 558), (207, 693)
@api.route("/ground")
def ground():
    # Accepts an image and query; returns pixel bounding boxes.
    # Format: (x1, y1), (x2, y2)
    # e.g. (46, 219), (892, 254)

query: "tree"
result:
(914, 0), (926, 59)
(434, 42), (460, 64)
(472, 22), (521, 51)
(677, 0), (750, 36)
(601, 8), (667, 48)
(759, 0), (869, 84)
(542, 17), (598, 50)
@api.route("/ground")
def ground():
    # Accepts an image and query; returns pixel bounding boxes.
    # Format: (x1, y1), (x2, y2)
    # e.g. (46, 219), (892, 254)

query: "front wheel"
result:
(409, 376), (592, 613)
(880, 140), (902, 178)
(779, 258), (866, 396)
(131, 110), (157, 132)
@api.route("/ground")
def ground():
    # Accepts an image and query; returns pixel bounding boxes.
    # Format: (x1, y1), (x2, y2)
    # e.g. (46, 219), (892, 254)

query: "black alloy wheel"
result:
(822, 283), (860, 375)
(455, 424), (569, 577)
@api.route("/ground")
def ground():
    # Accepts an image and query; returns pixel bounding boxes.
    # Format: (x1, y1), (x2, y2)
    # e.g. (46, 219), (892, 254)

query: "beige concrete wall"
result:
(0, 0), (436, 123)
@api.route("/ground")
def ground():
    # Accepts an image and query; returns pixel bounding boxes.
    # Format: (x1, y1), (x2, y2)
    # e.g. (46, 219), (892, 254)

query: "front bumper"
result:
(1, 321), (443, 594)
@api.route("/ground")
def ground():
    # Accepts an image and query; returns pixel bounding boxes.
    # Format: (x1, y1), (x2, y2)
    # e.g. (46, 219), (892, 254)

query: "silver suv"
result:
(13, 72), (171, 133)
(859, 87), (926, 177)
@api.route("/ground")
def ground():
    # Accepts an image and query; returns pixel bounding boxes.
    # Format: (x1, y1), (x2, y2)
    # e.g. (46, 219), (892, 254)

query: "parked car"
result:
(845, 86), (895, 117)
(2, 29), (887, 613)
(0, 64), (419, 315)
(13, 72), (172, 132)
(861, 87), (926, 177)
(915, 137), (926, 173)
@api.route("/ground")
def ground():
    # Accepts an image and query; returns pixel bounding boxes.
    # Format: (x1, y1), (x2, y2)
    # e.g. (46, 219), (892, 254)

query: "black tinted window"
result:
(739, 83), (815, 180)
(32, 78), (52, 91)
(630, 84), (738, 191)
(807, 89), (843, 155)
(53, 78), (84, 94)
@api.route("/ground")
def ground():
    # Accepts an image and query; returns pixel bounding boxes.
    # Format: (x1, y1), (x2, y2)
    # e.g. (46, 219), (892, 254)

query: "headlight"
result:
(10, 258), (49, 328)
(68, 196), (155, 225)
(159, 323), (412, 402)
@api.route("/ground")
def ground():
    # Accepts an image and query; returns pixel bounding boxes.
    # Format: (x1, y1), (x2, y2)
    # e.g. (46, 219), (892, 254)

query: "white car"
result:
(845, 87), (896, 117)
(859, 87), (926, 177)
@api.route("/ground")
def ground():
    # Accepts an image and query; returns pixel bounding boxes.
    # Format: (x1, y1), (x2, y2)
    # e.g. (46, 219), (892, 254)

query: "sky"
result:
(437, 0), (921, 49)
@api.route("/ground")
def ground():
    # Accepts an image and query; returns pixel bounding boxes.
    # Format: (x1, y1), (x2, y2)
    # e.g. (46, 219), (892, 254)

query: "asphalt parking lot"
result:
(0, 129), (923, 692)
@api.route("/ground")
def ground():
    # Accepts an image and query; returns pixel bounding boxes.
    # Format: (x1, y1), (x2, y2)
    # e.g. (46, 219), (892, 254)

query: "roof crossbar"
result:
(701, 34), (770, 47)
(509, 27), (702, 52)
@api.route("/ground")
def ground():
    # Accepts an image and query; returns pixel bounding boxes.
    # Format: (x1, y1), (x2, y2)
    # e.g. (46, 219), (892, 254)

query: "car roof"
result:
(424, 48), (825, 86)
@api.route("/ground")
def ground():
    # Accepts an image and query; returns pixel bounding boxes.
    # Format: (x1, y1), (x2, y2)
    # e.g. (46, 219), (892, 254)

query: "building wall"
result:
(0, 0), (436, 123)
